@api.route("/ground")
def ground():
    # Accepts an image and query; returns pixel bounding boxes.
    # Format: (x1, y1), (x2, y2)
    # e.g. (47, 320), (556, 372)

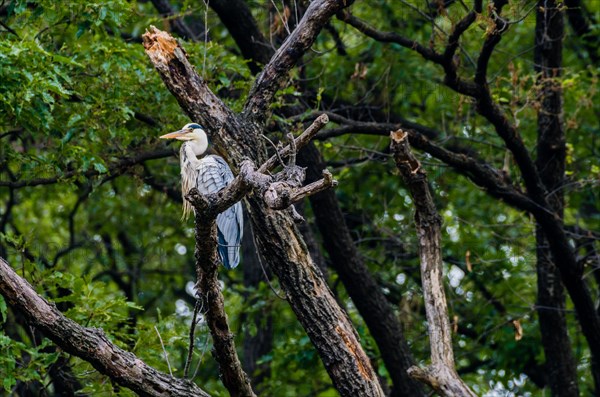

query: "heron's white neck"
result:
(184, 134), (209, 157)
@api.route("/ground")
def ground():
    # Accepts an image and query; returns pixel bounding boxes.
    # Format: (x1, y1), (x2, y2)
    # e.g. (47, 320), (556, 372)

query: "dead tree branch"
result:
(0, 257), (210, 397)
(390, 130), (476, 397)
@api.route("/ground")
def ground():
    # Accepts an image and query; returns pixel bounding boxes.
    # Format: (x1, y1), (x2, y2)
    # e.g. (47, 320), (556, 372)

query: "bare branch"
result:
(184, 299), (202, 378)
(337, 10), (441, 62)
(0, 147), (175, 189)
(292, 113), (538, 214)
(0, 257), (211, 397)
(190, 209), (256, 396)
(390, 130), (476, 397)
(243, 0), (354, 125)
(264, 170), (338, 210)
(260, 113), (330, 172)
(474, 0), (509, 86)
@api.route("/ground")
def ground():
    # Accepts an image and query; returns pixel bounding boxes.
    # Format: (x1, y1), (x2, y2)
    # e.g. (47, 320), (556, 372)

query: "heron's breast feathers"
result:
(180, 149), (233, 219)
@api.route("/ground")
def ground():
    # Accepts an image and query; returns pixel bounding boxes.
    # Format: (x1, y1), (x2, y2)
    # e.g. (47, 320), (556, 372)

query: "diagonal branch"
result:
(0, 257), (211, 397)
(0, 147), (175, 189)
(264, 169), (337, 210)
(260, 113), (330, 172)
(295, 113), (538, 213)
(243, 0), (355, 125)
(187, 199), (255, 396)
(337, 10), (441, 62)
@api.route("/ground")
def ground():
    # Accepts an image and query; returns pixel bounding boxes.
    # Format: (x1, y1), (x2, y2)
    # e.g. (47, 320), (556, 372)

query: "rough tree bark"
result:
(0, 257), (211, 397)
(187, 193), (256, 397)
(533, 1), (580, 395)
(142, 3), (386, 392)
(391, 130), (476, 397)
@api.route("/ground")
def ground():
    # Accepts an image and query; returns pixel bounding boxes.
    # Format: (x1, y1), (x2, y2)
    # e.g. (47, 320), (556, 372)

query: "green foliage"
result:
(0, 0), (598, 395)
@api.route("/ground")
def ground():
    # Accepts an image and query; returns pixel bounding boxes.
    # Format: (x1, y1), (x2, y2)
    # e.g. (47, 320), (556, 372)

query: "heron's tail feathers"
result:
(218, 230), (241, 269)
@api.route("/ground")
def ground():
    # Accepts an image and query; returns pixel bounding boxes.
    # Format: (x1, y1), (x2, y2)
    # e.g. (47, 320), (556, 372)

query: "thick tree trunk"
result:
(204, 5), (427, 391)
(299, 142), (427, 397)
(534, 3), (580, 395)
(243, 195), (384, 396)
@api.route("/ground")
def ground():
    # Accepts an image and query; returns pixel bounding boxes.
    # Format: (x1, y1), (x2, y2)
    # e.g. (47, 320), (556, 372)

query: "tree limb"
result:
(337, 10), (441, 62)
(0, 257), (211, 397)
(390, 130), (476, 397)
(243, 0), (354, 125)
(188, 198), (255, 396)
(0, 147), (175, 189)
(296, 113), (539, 213)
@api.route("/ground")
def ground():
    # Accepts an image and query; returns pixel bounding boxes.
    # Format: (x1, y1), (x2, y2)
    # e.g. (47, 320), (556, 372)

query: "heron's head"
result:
(160, 123), (209, 156)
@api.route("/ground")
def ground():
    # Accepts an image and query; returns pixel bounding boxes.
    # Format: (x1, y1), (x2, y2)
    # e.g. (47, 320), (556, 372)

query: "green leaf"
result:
(93, 162), (108, 174)
(0, 296), (6, 323)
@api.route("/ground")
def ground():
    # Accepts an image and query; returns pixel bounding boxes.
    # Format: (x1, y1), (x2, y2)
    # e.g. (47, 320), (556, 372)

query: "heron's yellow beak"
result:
(160, 129), (192, 140)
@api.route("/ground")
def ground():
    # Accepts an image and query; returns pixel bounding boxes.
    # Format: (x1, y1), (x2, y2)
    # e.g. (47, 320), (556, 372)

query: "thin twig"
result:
(154, 325), (173, 376)
(192, 332), (211, 380)
(261, 134), (286, 169)
(259, 113), (329, 173)
(184, 299), (202, 378)
(0, 20), (20, 38)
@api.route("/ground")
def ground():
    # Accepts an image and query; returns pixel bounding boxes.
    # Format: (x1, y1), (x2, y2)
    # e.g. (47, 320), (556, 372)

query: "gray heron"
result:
(160, 123), (243, 269)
